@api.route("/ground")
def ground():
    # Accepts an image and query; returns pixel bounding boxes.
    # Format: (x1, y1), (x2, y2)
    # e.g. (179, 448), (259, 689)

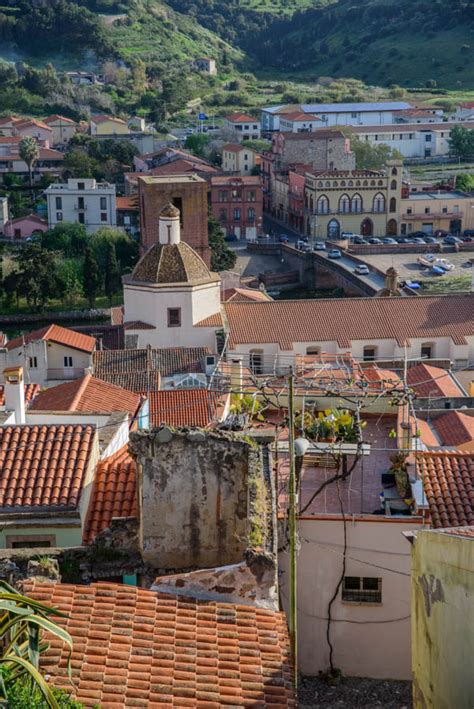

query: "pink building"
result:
(3, 214), (48, 239)
(288, 170), (305, 232)
(13, 119), (54, 147)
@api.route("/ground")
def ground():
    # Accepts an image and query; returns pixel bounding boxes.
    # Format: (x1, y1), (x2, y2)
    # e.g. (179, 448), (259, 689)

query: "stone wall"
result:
(280, 135), (354, 171)
(129, 428), (273, 570)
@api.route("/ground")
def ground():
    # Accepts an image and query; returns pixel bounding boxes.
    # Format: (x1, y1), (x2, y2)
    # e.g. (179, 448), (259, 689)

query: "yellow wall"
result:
(0, 524), (82, 549)
(95, 120), (129, 135)
(401, 193), (474, 233)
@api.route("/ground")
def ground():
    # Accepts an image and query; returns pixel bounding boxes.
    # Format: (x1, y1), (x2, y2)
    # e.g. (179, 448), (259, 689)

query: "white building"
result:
(194, 57), (217, 75)
(45, 178), (117, 234)
(223, 113), (260, 142)
(261, 102), (413, 133)
(278, 111), (323, 133)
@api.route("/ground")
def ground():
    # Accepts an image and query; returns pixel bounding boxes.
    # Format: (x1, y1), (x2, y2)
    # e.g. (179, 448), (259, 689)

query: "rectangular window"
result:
(406, 207), (412, 215)
(101, 212), (108, 222)
(6, 535), (55, 549)
(248, 207), (255, 221)
(56, 212), (63, 222)
(231, 190), (241, 201)
(233, 208), (241, 220)
(77, 182), (85, 190)
(29, 356), (38, 368)
(218, 191), (228, 203)
(425, 134), (432, 142)
(168, 308), (181, 327)
(247, 190), (256, 202)
(363, 347), (376, 362)
(421, 345), (432, 359)
(442, 207), (448, 213)
(55, 196), (62, 210)
(100, 196), (107, 210)
(219, 209), (227, 222)
(342, 577), (382, 604)
(78, 196), (85, 210)
(351, 112), (358, 118)
(78, 213), (85, 224)
(425, 207), (430, 214)
(64, 356), (73, 367)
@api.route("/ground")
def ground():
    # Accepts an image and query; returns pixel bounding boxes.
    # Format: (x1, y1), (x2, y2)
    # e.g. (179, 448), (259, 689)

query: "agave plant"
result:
(0, 580), (73, 708)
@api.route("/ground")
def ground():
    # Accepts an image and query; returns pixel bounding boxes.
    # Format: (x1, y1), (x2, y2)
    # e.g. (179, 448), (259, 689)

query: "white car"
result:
(354, 264), (370, 275)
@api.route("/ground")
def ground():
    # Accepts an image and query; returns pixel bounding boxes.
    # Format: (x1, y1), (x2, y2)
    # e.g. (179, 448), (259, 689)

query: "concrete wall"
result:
(279, 516), (424, 680)
(0, 523), (82, 549)
(129, 429), (270, 570)
(411, 530), (474, 709)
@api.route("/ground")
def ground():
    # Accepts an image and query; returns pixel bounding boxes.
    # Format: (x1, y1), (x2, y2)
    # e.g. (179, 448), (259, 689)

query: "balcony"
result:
(74, 205), (88, 211)
(47, 367), (85, 381)
(402, 211), (463, 220)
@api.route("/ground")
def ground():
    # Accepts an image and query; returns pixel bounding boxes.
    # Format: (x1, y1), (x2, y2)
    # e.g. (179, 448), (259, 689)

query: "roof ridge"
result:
(69, 373), (92, 411)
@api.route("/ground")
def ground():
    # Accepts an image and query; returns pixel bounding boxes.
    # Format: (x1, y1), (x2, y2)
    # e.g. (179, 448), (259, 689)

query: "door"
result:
(450, 219), (461, 235)
(361, 218), (373, 237)
(386, 219), (397, 236)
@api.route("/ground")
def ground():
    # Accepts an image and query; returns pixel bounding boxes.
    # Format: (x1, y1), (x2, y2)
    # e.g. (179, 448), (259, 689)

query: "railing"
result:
(47, 367), (85, 381)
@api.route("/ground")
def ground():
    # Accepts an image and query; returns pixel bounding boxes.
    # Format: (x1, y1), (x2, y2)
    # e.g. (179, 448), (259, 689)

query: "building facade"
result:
(278, 112), (322, 133)
(90, 115), (130, 136)
(221, 144), (259, 176)
(304, 160), (403, 238)
(272, 130), (355, 172)
(349, 122), (474, 159)
(400, 190), (474, 235)
(194, 57), (217, 75)
(45, 178), (117, 234)
(43, 115), (78, 145)
(223, 113), (261, 142)
(210, 175), (263, 240)
(138, 174), (211, 266)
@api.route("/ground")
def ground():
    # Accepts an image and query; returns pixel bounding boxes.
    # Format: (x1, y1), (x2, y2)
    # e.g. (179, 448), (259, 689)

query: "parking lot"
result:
(358, 250), (473, 281)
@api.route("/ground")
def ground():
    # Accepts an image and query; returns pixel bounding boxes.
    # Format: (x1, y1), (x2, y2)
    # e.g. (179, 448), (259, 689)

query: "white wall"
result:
(46, 182), (116, 234)
(279, 516), (424, 680)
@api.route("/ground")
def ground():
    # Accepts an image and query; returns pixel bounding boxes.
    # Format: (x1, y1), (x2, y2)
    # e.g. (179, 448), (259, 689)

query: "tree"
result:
(19, 136), (39, 187)
(40, 223), (87, 254)
(0, 579), (74, 707)
(184, 134), (211, 159)
(348, 135), (402, 170)
(89, 227), (138, 272)
(15, 244), (66, 309)
(448, 125), (474, 159)
(62, 151), (97, 179)
(83, 245), (102, 308)
(208, 213), (236, 272)
(104, 242), (121, 305)
(456, 173), (474, 192)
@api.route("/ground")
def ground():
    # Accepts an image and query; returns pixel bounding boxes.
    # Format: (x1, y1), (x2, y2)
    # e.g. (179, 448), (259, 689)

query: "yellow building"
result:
(221, 143), (259, 176)
(401, 190), (474, 236)
(304, 160), (403, 239)
(90, 114), (130, 136)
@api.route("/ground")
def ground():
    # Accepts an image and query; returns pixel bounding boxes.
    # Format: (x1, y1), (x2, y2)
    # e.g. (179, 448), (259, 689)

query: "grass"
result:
(419, 274), (471, 294)
(0, 293), (123, 318)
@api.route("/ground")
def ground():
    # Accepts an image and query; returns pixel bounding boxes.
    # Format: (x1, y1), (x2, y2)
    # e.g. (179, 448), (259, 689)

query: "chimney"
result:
(3, 366), (25, 424)
(158, 202), (181, 245)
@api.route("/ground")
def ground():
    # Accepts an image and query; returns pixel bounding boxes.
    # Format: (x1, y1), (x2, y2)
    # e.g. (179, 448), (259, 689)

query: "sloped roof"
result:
(417, 452), (474, 528)
(7, 324), (95, 353)
(223, 295), (474, 350)
(128, 241), (215, 286)
(146, 389), (223, 428)
(91, 114), (127, 125)
(0, 424), (95, 511)
(23, 580), (295, 708)
(30, 374), (141, 419)
(225, 112), (258, 123)
(43, 115), (76, 125)
(407, 363), (464, 398)
(83, 446), (136, 543)
(432, 411), (474, 448)
(93, 347), (209, 379)
(222, 287), (273, 303)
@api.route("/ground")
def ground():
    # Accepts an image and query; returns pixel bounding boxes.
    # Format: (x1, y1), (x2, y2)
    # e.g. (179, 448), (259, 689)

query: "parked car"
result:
(423, 236), (437, 243)
(460, 235), (473, 242)
(368, 238), (382, 245)
(412, 231), (428, 238)
(382, 238), (397, 244)
(328, 249), (342, 259)
(463, 229), (474, 237)
(313, 241), (326, 251)
(354, 264), (370, 275)
(224, 233), (238, 242)
(341, 231), (356, 239)
(411, 237), (426, 244)
(443, 235), (462, 245)
(279, 234), (289, 243)
(353, 236), (368, 244)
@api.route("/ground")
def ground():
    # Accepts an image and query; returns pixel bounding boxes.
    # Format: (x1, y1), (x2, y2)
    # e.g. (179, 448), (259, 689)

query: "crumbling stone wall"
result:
(129, 428), (271, 570)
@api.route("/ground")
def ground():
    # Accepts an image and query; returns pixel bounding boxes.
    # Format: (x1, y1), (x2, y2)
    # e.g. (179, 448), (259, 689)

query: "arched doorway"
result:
(361, 218), (373, 237)
(327, 219), (340, 239)
(387, 219), (397, 236)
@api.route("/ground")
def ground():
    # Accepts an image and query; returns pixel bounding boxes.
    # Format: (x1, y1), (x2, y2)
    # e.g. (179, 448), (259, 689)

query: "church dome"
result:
(129, 241), (214, 285)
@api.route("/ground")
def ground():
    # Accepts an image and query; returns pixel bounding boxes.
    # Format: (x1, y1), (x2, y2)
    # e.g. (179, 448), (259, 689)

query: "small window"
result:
(56, 212), (63, 222)
(64, 356), (73, 367)
(234, 208), (241, 221)
(421, 344), (433, 359)
(442, 207), (448, 213)
(101, 212), (108, 222)
(425, 134), (432, 142)
(306, 347), (320, 355)
(78, 196), (85, 210)
(248, 207), (255, 221)
(100, 196), (107, 210)
(424, 208), (430, 214)
(363, 346), (377, 362)
(29, 356), (38, 368)
(55, 196), (62, 210)
(78, 213), (85, 224)
(168, 308), (181, 327)
(249, 350), (263, 375)
(407, 207), (413, 215)
(78, 182), (85, 190)
(342, 577), (382, 603)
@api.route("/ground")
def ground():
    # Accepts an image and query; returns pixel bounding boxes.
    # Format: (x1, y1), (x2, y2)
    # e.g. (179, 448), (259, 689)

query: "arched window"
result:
(340, 180), (346, 187)
(391, 167), (398, 176)
(371, 180), (376, 187)
(373, 193), (385, 213)
(389, 197), (396, 213)
(317, 195), (330, 214)
(390, 179), (397, 190)
(325, 181), (331, 188)
(351, 193), (363, 213)
(348, 180), (354, 187)
(339, 194), (350, 213)
(378, 180), (384, 186)
(356, 180), (361, 186)
(363, 345), (377, 362)
(249, 349), (264, 375)
(333, 182), (339, 188)
(363, 180), (368, 186)
(327, 219), (340, 239)
(317, 181), (323, 188)
(176, 375), (206, 389)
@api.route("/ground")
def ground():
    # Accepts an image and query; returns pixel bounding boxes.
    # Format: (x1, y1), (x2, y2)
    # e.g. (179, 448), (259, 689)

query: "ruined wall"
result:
(129, 428), (271, 570)
(412, 530), (474, 709)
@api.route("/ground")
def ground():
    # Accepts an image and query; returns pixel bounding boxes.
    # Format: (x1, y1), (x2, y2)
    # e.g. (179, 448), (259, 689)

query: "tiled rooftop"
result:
(431, 411), (474, 448)
(83, 446), (136, 544)
(407, 363), (464, 398)
(0, 383), (39, 407)
(127, 242), (216, 286)
(436, 525), (474, 539)
(146, 389), (224, 428)
(0, 424), (95, 511)
(30, 374), (141, 420)
(24, 580), (295, 708)
(93, 347), (209, 380)
(417, 452), (474, 528)
(224, 295), (474, 350)
(7, 324), (96, 353)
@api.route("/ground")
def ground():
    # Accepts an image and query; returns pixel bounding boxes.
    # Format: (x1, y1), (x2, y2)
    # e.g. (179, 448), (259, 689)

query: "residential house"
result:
(279, 111), (323, 132)
(193, 56), (217, 75)
(393, 108), (444, 124)
(3, 214), (48, 239)
(43, 115), (78, 144)
(304, 161), (403, 238)
(0, 116), (20, 137)
(223, 113), (261, 142)
(261, 101), (413, 133)
(400, 190), (474, 236)
(221, 143), (259, 176)
(90, 114), (130, 136)
(13, 118), (54, 146)
(64, 70), (104, 85)
(453, 101), (474, 122)
(410, 526), (474, 709)
(0, 146), (63, 182)
(127, 115), (146, 132)
(2, 324), (96, 387)
(45, 178), (117, 234)
(210, 175), (263, 240)
(116, 195), (139, 237)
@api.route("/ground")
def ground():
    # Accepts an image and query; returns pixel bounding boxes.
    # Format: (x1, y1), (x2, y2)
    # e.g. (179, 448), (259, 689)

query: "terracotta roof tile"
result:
(7, 324), (95, 353)
(110, 306), (124, 326)
(146, 389), (223, 428)
(116, 196), (138, 211)
(83, 447), (136, 543)
(23, 581), (295, 708)
(222, 287), (272, 303)
(417, 452), (474, 528)
(0, 424), (95, 511)
(436, 525), (474, 539)
(43, 115), (76, 125)
(195, 312), (223, 327)
(93, 347), (209, 380)
(0, 383), (39, 407)
(407, 363), (464, 398)
(224, 295), (474, 349)
(95, 371), (161, 393)
(30, 374), (141, 419)
(432, 411), (474, 447)
(224, 113), (257, 123)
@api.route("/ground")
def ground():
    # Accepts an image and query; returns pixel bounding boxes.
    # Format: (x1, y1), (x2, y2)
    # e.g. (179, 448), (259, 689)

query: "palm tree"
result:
(19, 136), (39, 188)
(0, 579), (73, 708)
